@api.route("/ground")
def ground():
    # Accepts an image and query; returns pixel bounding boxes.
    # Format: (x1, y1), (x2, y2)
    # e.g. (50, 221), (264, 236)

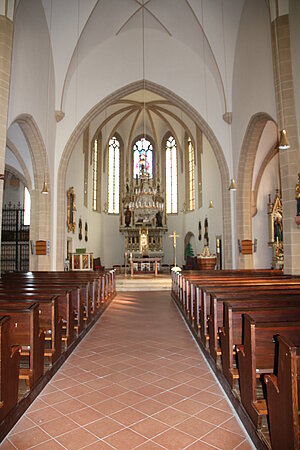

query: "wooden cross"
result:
(169, 230), (179, 267)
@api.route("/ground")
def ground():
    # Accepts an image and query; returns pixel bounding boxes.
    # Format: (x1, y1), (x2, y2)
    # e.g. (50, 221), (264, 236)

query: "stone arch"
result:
(6, 138), (32, 191)
(236, 112), (277, 268)
(9, 114), (51, 270)
(56, 80), (232, 270)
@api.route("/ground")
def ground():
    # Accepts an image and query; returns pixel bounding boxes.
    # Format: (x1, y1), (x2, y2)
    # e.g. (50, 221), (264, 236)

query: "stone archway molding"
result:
(56, 80), (232, 270)
(9, 114), (51, 270)
(236, 112), (277, 268)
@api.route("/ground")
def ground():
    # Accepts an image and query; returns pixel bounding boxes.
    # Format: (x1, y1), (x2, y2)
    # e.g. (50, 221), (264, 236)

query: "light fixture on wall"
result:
(228, 178), (236, 191)
(274, 13), (290, 150)
(209, 200), (213, 208)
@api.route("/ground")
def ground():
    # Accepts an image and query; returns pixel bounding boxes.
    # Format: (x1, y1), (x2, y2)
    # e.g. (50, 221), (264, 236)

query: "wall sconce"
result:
(228, 179), (236, 191)
(209, 200), (213, 208)
(238, 239), (257, 254)
(278, 129), (290, 150)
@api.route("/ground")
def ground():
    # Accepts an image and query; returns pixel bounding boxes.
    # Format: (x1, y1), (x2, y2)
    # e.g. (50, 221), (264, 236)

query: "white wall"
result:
(232, 0), (277, 178)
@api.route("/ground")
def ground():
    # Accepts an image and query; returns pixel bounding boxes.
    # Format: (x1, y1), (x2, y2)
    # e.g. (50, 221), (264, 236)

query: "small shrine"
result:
(267, 190), (283, 269)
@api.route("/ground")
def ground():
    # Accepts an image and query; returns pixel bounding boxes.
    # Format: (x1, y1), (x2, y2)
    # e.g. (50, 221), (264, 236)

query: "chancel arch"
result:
(56, 80), (231, 270)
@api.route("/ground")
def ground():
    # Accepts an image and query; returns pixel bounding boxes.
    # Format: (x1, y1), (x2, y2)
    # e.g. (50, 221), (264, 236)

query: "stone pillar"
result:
(0, 5), (15, 273)
(271, 15), (300, 274)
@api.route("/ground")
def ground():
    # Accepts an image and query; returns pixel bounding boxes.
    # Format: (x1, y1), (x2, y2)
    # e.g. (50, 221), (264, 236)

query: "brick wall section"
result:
(272, 16), (300, 275)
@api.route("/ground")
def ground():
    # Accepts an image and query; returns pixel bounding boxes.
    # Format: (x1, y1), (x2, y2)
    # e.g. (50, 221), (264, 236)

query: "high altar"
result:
(119, 142), (167, 260)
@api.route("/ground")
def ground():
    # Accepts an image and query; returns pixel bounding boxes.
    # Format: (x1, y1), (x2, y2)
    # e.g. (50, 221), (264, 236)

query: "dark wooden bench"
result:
(236, 314), (300, 428)
(264, 335), (300, 450)
(207, 289), (300, 361)
(0, 316), (21, 422)
(0, 302), (45, 389)
(219, 299), (300, 387)
(0, 292), (64, 364)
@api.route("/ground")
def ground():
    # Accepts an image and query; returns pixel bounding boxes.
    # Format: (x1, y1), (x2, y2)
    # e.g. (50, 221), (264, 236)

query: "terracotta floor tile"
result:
(133, 398), (167, 415)
(51, 377), (80, 390)
(9, 416), (36, 435)
(130, 417), (169, 439)
(26, 405), (63, 424)
(186, 378), (215, 390)
(81, 440), (116, 449)
(100, 384), (128, 398)
(134, 384), (164, 397)
(196, 406), (233, 426)
(221, 417), (246, 437)
(0, 440), (17, 450)
(191, 391), (224, 406)
(56, 428), (99, 449)
(85, 417), (124, 438)
(202, 427), (246, 449)
(110, 406), (147, 426)
(186, 440), (219, 449)
(26, 398), (48, 412)
(234, 440), (254, 450)
(175, 417), (215, 439)
(153, 378), (181, 390)
(103, 428), (147, 449)
(63, 384), (94, 398)
(53, 398), (87, 415)
(152, 406), (190, 426)
(170, 384), (200, 398)
(92, 398), (126, 415)
(40, 415), (79, 437)
(8, 426), (50, 450)
(133, 440), (166, 449)
(173, 399), (207, 415)
(213, 399), (234, 414)
(153, 428), (196, 449)
(26, 439), (66, 449)
(77, 391), (110, 406)
(40, 390), (72, 405)
(115, 390), (147, 406)
(67, 407), (104, 426)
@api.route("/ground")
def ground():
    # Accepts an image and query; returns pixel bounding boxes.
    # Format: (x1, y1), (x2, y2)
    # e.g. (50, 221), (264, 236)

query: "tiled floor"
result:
(0, 292), (255, 450)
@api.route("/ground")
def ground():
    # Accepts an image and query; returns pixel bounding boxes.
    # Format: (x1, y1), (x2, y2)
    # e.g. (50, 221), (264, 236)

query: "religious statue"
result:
(124, 206), (131, 227)
(155, 211), (163, 227)
(296, 173), (300, 216)
(204, 217), (209, 246)
(274, 216), (282, 242)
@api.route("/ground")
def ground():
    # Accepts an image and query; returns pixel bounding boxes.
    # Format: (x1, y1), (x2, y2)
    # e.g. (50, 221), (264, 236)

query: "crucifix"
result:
(169, 230), (179, 267)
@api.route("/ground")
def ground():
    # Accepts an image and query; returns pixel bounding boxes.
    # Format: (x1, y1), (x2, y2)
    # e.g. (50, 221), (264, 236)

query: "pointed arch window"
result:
(133, 137), (153, 179)
(187, 136), (195, 211)
(165, 135), (177, 214)
(92, 138), (99, 211)
(108, 136), (120, 214)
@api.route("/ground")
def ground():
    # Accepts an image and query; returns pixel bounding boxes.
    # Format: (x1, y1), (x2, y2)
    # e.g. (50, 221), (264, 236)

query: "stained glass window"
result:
(108, 136), (120, 214)
(165, 135), (177, 214)
(133, 137), (153, 178)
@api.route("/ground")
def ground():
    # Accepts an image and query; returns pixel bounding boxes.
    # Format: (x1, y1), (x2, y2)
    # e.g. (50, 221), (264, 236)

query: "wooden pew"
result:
(264, 335), (300, 450)
(0, 302), (45, 388)
(219, 300), (300, 387)
(0, 292), (63, 364)
(236, 314), (300, 428)
(207, 289), (300, 361)
(0, 316), (21, 422)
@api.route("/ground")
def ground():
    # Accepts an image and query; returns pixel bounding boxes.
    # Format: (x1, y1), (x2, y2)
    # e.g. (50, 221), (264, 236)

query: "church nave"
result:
(0, 291), (253, 450)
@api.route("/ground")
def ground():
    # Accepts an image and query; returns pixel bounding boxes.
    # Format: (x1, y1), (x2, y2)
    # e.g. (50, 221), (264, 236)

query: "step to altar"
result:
(116, 274), (172, 291)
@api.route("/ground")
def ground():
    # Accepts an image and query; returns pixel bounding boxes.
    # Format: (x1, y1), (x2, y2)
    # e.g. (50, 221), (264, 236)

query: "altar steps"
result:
(116, 274), (172, 291)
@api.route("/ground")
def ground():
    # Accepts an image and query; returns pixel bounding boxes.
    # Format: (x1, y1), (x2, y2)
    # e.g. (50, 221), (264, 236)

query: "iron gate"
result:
(1, 203), (30, 272)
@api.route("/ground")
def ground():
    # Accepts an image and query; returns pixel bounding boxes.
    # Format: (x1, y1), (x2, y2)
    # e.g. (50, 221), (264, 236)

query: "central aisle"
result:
(3, 292), (253, 450)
